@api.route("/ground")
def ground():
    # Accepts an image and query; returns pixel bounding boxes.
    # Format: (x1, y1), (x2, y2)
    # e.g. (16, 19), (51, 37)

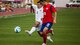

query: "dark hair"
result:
(37, 1), (43, 5)
(40, 0), (46, 2)
(37, 1), (41, 3)
(52, 1), (55, 4)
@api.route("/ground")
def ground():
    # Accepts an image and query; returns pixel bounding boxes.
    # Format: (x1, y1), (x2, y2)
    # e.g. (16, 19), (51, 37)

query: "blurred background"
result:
(0, 0), (80, 45)
(0, 0), (80, 16)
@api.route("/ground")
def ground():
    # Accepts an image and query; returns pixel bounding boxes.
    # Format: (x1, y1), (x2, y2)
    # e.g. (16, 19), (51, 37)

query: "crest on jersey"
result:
(46, 8), (48, 10)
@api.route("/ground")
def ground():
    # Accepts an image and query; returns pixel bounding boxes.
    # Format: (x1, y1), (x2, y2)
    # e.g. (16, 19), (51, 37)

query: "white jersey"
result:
(32, 4), (43, 25)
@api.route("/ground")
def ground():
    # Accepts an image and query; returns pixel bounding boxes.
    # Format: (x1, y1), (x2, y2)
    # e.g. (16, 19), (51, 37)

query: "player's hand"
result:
(53, 12), (57, 24)
(53, 20), (56, 24)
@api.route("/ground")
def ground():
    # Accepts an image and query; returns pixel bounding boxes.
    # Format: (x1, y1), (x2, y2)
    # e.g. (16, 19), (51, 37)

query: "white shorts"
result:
(35, 18), (42, 31)
(35, 18), (42, 25)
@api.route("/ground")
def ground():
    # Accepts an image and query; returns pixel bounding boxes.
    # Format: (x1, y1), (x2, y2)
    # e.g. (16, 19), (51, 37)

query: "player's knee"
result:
(34, 22), (40, 27)
(43, 27), (48, 33)
(40, 32), (43, 35)
(43, 31), (46, 34)
(36, 24), (39, 27)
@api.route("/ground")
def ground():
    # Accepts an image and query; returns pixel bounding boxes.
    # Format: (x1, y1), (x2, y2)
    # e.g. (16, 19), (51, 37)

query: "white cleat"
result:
(25, 30), (31, 36)
(50, 29), (54, 36)
(42, 43), (46, 45)
(47, 36), (53, 43)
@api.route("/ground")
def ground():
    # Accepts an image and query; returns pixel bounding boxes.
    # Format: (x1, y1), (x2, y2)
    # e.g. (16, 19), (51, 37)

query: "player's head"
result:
(52, 1), (55, 4)
(37, 1), (43, 8)
(40, 0), (47, 6)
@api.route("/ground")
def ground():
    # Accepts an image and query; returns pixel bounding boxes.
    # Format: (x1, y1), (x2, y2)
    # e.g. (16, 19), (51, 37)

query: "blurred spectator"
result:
(0, 2), (2, 12)
(0, 2), (13, 12)
(13, 3), (17, 8)
(1, 6), (6, 12)
(17, 3), (21, 8)
(5, 3), (13, 12)
(30, 0), (34, 13)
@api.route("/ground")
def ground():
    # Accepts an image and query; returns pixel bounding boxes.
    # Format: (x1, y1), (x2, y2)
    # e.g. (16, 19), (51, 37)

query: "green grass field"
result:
(0, 8), (80, 45)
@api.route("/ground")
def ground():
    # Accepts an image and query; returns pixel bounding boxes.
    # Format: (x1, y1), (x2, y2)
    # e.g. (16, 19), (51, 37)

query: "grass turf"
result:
(0, 8), (80, 45)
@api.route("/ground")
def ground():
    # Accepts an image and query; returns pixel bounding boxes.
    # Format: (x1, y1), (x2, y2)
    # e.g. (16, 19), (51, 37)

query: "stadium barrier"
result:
(0, 8), (30, 16)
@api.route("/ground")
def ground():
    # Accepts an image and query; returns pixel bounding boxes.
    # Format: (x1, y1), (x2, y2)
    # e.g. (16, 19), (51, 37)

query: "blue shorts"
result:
(40, 22), (53, 32)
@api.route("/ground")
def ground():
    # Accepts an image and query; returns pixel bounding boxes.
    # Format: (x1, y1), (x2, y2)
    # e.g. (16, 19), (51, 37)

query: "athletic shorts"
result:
(40, 22), (53, 32)
(35, 18), (42, 25)
(35, 18), (42, 31)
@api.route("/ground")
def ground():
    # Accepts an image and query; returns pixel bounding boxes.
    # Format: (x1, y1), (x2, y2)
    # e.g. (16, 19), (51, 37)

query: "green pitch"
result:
(0, 8), (80, 45)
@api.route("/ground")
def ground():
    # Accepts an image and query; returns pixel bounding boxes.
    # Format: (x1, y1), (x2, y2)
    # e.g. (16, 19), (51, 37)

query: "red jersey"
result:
(42, 4), (56, 24)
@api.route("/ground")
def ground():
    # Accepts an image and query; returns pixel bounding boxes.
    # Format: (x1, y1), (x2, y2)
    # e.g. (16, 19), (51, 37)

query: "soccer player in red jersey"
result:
(24, 1), (53, 42)
(39, 0), (57, 45)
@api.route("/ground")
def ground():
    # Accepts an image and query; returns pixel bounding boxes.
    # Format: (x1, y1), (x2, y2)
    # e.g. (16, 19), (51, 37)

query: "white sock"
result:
(29, 27), (36, 34)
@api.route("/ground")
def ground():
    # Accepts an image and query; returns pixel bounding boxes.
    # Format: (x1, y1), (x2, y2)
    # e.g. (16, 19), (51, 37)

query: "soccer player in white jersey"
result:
(25, 1), (53, 42)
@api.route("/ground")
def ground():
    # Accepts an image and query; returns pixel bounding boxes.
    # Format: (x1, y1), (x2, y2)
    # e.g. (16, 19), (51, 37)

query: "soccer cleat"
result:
(51, 31), (54, 36)
(47, 36), (53, 43)
(42, 43), (46, 45)
(25, 30), (31, 36)
(50, 29), (54, 36)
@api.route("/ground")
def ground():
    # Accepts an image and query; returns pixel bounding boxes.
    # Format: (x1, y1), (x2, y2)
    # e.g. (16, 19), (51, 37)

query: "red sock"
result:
(43, 32), (47, 44)
(46, 30), (52, 34)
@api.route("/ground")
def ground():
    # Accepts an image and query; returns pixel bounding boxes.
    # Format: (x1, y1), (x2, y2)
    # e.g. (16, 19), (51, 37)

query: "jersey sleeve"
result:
(32, 4), (37, 10)
(51, 6), (56, 12)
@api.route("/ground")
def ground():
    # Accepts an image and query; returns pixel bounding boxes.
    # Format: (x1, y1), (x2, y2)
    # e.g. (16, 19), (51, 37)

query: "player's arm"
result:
(31, 4), (37, 9)
(54, 12), (57, 23)
(52, 6), (57, 23)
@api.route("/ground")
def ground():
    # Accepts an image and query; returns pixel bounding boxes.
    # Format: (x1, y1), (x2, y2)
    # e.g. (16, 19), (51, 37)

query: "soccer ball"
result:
(14, 26), (21, 33)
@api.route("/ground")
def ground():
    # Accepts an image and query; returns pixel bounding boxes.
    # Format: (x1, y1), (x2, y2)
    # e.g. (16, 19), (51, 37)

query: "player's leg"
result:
(29, 21), (40, 34)
(42, 22), (53, 45)
(37, 24), (53, 42)
(37, 21), (44, 37)
(38, 27), (53, 42)
(40, 23), (54, 42)
(42, 27), (48, 45)
(37, 22), (53, 43)
(39, 23), (48, 45)
(39, 23), (45, 36)
(25, 21), (40, 35)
